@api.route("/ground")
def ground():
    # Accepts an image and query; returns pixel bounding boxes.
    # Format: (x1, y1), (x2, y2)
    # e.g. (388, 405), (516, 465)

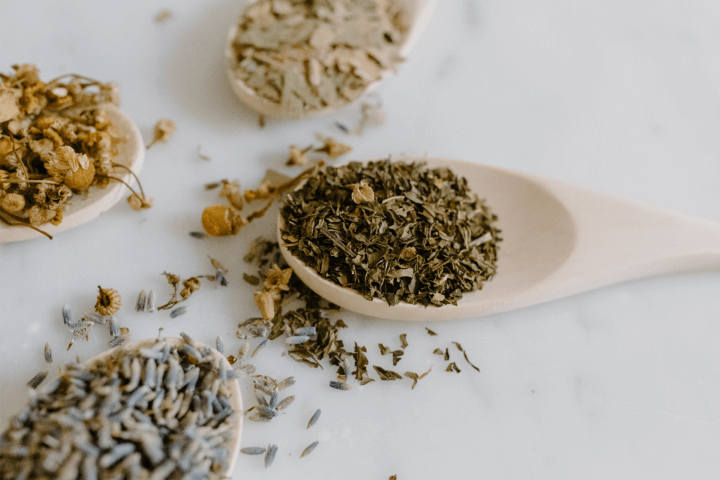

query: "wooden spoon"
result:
(224, 0), (439, 119)
(0, 104), (144, 243)
(278, 157), (720, 321)
(89, 337), (243, 476)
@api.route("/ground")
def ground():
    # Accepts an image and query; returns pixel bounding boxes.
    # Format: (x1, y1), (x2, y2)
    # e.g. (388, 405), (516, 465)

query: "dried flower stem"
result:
(111, 163), (145, 198)
(5, 179), (61, 185)
(0, 212), (53, 239)
(245, 162), (323, 224)
(96, 175), (147, 204)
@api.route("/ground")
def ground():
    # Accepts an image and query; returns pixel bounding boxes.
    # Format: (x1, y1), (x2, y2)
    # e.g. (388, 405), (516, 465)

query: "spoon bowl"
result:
(279, 157), (720, 320)
(89, 337), (243, 476)
(225, 0), (439, 119)
(0, 104), (144, 243)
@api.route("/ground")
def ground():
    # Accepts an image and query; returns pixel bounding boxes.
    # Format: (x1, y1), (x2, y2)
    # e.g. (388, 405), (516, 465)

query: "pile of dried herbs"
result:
(229, 0), (409, 117)
(0, 64), (150, 237)
(0, 334), (238, 479)
(280, 159), (502, 307)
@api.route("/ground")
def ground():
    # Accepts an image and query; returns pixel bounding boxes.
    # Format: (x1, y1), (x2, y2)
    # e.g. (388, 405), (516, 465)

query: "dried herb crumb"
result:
(426, 328), (437, 336)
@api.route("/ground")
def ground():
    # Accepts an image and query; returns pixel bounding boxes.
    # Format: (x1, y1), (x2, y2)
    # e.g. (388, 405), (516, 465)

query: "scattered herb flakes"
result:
(453, 341), (480, 372)
(280, 160), (501, 307)
(314, 136), (352, 159)
(444, 348), (450, 361)
(399, 334), (408, 349)
(378, 343), (391, 355)
(229, 0), (409, 118)
(426, 328), (438, 336)
(373, 365), (402, 381)
(243, 273), (261, 286)
(205, 181), (222, 190)
(189, 231), (207, 239)
(433, 348), (444, 356)
(196, 145), (211, 161)
(446, 362), (461, 373)
(352, 343), (370, 382)
(391, 350), (403, 366)
(390, 476), (397, 480)
(404, 366), (432, 389)
(154, 9), (172, 23)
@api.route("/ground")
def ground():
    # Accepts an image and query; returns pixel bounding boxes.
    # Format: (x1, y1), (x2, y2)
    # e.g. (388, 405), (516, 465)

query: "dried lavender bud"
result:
(276, 396), (295, 410)
(276, 376), (295, 391)
(285, 335), (310, 345)
(147, 290), (156, 312)
(44, 343), (52, 364)
(251, 339), (269, 358)
(307, 409), (321, 429)
(62, 304), (72, 327)
(300, 441), (319, 458)
(136, 290), (147, 312)
(26, 371), (48, 389)
(247, 325), (268, 338)
(109, 317), (120, 338)
(241, 447), (266, 455)
(265, 444), (278, 468)
(294, 327), (316, 336)
(169, 306), (187, 318)
(329, 380), (351, 391)
(189, 231), (208, 239)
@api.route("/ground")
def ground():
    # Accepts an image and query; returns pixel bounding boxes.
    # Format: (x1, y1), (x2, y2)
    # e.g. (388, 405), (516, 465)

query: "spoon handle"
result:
(535, 175), (720, 301)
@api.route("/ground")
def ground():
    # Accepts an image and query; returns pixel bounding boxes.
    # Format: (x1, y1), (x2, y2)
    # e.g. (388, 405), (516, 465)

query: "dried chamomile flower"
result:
(127, 194), (154, 211)
(286, 145), (310, 167)
(201, 205), (245, 236)
(263, 264), (292, 292)
(0, 170), (8, 190)
(44, 146), (89, 182)
(351, 181), (375, 204)
(219, 179), (244, 210)
(147, 119), (176, 149)
(1, 193), (25, 214)
(315, 137), (352, 159)
(254, 290), (276, 320)
(95, 286), (121, 316)
(0, 87), (20, 123)
(28, 205), (57, 226)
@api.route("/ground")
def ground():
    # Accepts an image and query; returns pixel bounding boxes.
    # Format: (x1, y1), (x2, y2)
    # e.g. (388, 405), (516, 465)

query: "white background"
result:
(2, 0), (720, 478)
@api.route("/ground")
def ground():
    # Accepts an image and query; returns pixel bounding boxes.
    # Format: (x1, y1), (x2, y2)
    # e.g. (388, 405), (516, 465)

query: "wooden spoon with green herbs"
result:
(278, 157), (720, 320)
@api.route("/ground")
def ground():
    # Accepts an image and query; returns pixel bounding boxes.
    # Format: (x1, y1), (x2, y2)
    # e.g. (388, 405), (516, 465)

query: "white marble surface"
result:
(2, 0), (720, 478)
